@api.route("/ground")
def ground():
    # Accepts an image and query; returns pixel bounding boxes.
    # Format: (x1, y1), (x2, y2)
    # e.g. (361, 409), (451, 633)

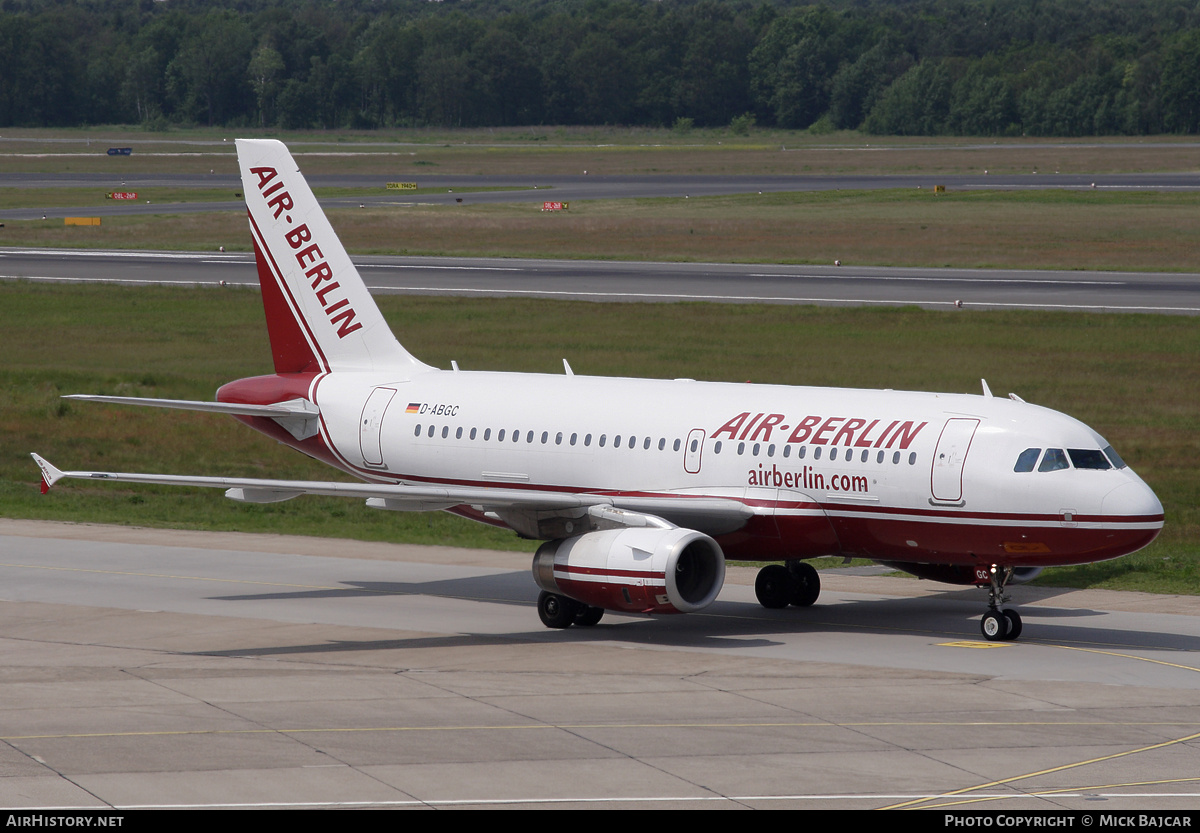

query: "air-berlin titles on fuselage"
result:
(716, 412), (926, 492)
(713, 411), (927, 449)
(250, 166), (362, 339)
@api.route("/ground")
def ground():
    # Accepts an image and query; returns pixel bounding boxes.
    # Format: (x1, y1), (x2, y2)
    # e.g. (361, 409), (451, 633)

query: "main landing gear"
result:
(754, 561), (821, 609)
(980, 564), (1023, 642)
(537, 591), (604, 629)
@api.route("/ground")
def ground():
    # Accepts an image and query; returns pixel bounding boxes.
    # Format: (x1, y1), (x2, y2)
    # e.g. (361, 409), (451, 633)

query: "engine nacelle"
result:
(880, 562), (1044, 586)
(532, 527), (725, 614)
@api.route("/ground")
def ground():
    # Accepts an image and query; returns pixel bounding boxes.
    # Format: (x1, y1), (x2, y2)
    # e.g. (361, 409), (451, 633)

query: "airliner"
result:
(32, 139), (1164, 641)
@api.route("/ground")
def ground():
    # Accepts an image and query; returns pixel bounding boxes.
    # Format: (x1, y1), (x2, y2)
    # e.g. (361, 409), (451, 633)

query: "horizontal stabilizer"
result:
(64, 395), (320, 440)
(64, 394), (318, 418)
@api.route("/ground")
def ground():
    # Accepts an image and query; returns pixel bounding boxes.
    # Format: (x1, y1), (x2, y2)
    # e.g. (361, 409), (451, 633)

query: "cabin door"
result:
(930, 418), (980, 502)
(360, 386), (397, 468)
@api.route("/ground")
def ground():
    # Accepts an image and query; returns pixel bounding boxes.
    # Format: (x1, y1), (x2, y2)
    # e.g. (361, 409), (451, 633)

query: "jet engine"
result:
(532, 527), (725, 615)
(879, 562), (1044, 586)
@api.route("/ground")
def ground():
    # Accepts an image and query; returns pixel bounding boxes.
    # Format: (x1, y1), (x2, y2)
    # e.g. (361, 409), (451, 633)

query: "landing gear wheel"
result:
(538, 591), (578, 629)
(1002, 609), (1023, 641)
(981, 610), (1009, 642)
(755, 565), (796, 609)
(980, 564), (1024, 641)
(574, 605), (604, 627)
(787, 561), (821, 607)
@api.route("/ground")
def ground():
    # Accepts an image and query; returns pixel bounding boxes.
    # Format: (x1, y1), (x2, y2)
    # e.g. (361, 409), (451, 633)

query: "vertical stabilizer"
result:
(236, 139), (429, 375)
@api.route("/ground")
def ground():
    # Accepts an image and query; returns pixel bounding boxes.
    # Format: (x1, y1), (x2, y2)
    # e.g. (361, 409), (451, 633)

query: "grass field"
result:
(0, 186), (530, 210)
(4, 189), (1199, 273)
(3, 126), (1200, 175)
(2, 283), (1196, 593)
(5, 128), (1199, 272)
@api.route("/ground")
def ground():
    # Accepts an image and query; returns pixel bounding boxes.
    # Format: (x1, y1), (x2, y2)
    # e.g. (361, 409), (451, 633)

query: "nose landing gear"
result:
(980, 565), (1023, 642)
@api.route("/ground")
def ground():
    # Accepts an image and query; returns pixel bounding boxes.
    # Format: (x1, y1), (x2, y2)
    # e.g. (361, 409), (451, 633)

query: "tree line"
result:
(3, 0), (1200, 135)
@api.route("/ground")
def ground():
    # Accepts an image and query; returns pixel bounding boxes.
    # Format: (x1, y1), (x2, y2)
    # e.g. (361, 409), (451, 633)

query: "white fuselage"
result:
(268, 367), (1163, 569)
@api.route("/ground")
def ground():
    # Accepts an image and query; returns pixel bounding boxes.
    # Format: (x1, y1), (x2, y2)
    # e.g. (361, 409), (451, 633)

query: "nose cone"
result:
(1102, 478), (1164, 520)
(1100, 478), (1164, 557)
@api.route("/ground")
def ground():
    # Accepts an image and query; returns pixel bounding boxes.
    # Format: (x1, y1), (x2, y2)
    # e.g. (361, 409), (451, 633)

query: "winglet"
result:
(31, 453), (64, 493)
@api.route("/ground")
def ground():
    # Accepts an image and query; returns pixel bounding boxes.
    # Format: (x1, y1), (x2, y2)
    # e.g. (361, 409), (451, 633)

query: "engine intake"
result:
(533, 527), (725, 614)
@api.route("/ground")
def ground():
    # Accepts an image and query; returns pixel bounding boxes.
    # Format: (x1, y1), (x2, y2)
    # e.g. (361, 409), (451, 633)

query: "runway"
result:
(0, 520), (1196, 810)
(4, 247), (1199, 314)
(2, 171), (1198, 220)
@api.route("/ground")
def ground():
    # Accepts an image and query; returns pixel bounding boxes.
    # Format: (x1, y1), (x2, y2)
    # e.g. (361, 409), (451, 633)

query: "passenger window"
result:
(798, 446), (806, 459)
(570, 433), (577, 446)
(877, 450), (884, 463)
(556, 432), (563, 445)
(414, 424), (421, 437)
(752, 443), (760, 456)
(541, 431), (548, 444)
(428, 425), (435, 438)
(599, 434), (607, 447)
(737, 442), (745, 455)
(768, 443), (775, 457)
(527, 431), (534, 443)
(861, 450), (868, 463)
(498, 429), (506, 441)
(1014, 448), (1040, 472)
(1069, 449), (1111, 470)
(908, 452), (916, 465)
(690, 439), (699, 452)
(456, 427), (462, 439)
(643, 437), (651, 450)
(470, 428), (477, 440)
(441, 426), (449, 438)
(485, 428), (492, 441)
(658, 438), (665, 451)
(1039, 448), (1069, 472)
(783, 445), (791, 458)
(814, 447), (822, 460)
(829, 447), (837, 461)
(584, 433), (591, 447)
(714, 441), (722, 454)
(628, 436), (636, 449)
(673, 439), (681, 452)
(892, 451), (900, 464)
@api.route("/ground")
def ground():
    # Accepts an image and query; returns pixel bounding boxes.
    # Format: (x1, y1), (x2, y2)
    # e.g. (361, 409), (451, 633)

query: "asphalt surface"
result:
(4, 246), (1198, 314)
(1, 519), (1197, 810)
(2, 171), (1199, 219)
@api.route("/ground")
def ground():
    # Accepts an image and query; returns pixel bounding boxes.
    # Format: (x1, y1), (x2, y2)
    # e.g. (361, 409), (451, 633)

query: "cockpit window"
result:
(1014, 448), (1040, 472)
(1068, 449), (1112, 470)
(1103, 445), (1127, 469)
(1038, 448), (1069, 472)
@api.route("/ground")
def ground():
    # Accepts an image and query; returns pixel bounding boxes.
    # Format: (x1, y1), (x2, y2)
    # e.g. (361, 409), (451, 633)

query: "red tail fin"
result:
(236, 139), (429, 376)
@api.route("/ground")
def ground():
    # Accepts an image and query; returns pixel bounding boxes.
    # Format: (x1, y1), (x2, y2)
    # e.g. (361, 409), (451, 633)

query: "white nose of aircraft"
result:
(1102, 477), (1164, 519)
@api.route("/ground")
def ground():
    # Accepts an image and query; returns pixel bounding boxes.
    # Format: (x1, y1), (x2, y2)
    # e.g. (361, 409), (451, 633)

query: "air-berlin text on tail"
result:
(714, 411), (927, 448)
(249, 166), (362, 339)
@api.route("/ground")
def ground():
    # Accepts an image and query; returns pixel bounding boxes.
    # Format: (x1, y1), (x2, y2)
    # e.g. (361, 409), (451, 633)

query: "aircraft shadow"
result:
(202, 571), (1200, 657)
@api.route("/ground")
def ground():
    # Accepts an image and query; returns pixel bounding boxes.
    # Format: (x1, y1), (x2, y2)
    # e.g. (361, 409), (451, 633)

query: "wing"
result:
(31, 454), (753, 536)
